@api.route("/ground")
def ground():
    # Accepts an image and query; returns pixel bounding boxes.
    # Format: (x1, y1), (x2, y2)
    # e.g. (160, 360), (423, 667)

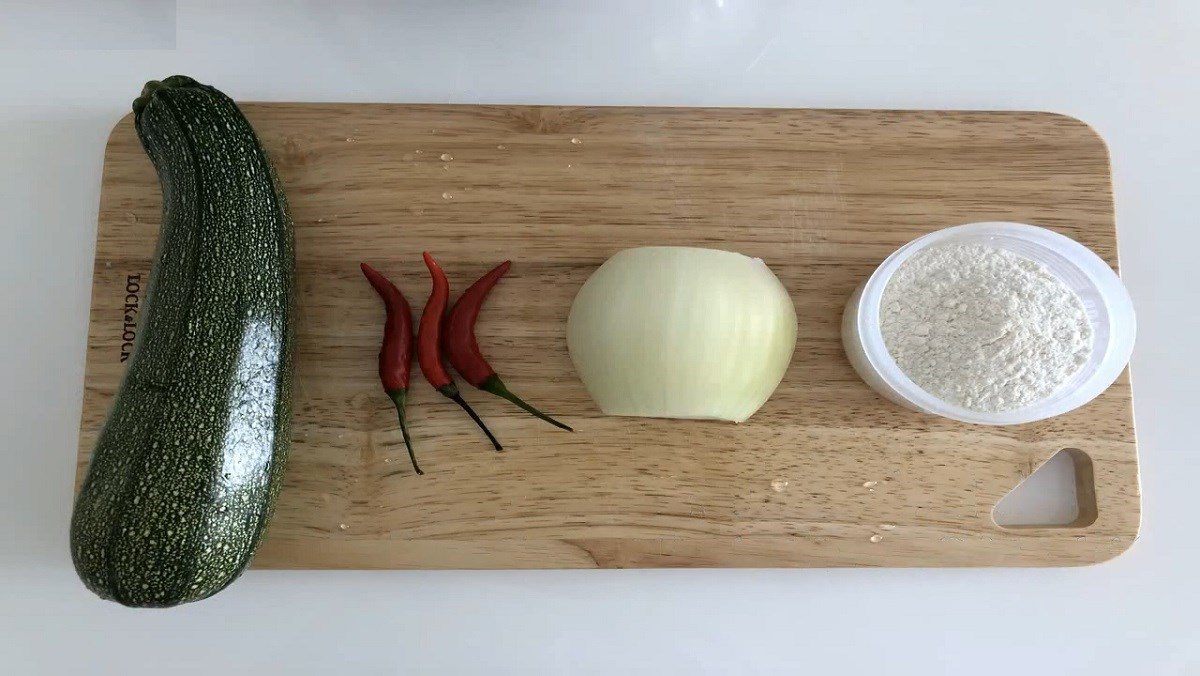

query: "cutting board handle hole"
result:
(992, 448), (1098, 529)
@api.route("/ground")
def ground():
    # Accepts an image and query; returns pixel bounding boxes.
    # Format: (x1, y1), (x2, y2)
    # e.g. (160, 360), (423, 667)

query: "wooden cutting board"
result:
(78, 104), (1139, 568)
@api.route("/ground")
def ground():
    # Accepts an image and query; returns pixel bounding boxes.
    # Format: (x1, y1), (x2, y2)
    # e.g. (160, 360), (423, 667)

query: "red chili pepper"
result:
(444, 261), (573, 432)
(360, 262), (422, 475)
(419, 252), (503, 451)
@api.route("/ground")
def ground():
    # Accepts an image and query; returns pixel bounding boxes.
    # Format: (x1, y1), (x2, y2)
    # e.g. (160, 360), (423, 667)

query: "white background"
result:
(2, 1), (1196, 674)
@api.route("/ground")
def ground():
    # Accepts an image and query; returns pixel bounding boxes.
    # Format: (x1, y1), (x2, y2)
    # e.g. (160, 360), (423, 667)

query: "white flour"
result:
(880, 243), (1093, 413)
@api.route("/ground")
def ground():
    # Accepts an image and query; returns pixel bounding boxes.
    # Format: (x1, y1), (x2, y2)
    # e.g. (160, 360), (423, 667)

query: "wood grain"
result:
(77, 104), (1139, 568)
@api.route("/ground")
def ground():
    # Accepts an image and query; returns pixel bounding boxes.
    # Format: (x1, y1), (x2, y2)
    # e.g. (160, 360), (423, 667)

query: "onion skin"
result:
(567, 246), (797, 423)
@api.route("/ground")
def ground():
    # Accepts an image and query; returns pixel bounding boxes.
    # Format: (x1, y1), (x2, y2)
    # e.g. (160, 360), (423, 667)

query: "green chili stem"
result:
(439, 384), (503, 452)
(388, 389), (423, 475)
(481, 375), (573, 432)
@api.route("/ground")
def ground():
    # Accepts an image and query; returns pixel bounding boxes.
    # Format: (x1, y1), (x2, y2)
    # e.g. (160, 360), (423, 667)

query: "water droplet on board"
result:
(496, 144), (506, 150)
(442, 192), (453, 200)
(862, 480), (878, 489)
(345, 137), (358, 143)
(414, 149), (423, 154)
(570, 137), (582, 144)
(440, 153), (453, 161)
(869, 534), (884, 543)
(338, 523), (348, 531)
(770, 479), (788, 492)
(879, 523), (896, 530)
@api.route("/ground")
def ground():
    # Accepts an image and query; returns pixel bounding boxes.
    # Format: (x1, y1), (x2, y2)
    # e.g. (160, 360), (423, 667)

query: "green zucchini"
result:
(70, 76), (295, 607)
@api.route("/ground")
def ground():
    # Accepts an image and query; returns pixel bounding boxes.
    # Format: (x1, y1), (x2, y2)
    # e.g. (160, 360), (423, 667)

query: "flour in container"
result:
(879, 243), (1093, 413)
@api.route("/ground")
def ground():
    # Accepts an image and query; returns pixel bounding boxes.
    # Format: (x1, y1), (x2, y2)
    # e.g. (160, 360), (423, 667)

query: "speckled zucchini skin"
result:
(70, 76), (295, 607)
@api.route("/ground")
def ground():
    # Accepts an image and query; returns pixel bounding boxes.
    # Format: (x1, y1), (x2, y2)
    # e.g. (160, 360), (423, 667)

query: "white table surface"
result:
(2, 2), (1196, 674)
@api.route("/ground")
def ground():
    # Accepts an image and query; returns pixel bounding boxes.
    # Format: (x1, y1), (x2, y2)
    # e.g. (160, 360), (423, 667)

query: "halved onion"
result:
(567, 246), (796, 423)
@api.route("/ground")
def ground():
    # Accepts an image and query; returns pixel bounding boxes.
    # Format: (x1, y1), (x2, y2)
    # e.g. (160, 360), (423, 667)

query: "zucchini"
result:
(71, 76), (295, 607)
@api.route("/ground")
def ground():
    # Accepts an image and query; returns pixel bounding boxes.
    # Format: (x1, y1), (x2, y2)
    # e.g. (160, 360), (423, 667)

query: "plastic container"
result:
(842, 221), (1136, 425)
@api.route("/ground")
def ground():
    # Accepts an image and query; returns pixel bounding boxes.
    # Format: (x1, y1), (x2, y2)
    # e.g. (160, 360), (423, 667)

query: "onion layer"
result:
(567, 246), (797, 423)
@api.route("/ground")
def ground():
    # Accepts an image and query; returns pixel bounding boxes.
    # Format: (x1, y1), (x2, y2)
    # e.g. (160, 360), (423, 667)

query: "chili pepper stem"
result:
(387, 388), (423, 475)
(438, 384), (503, 452)
(480, 374), (574, 432)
